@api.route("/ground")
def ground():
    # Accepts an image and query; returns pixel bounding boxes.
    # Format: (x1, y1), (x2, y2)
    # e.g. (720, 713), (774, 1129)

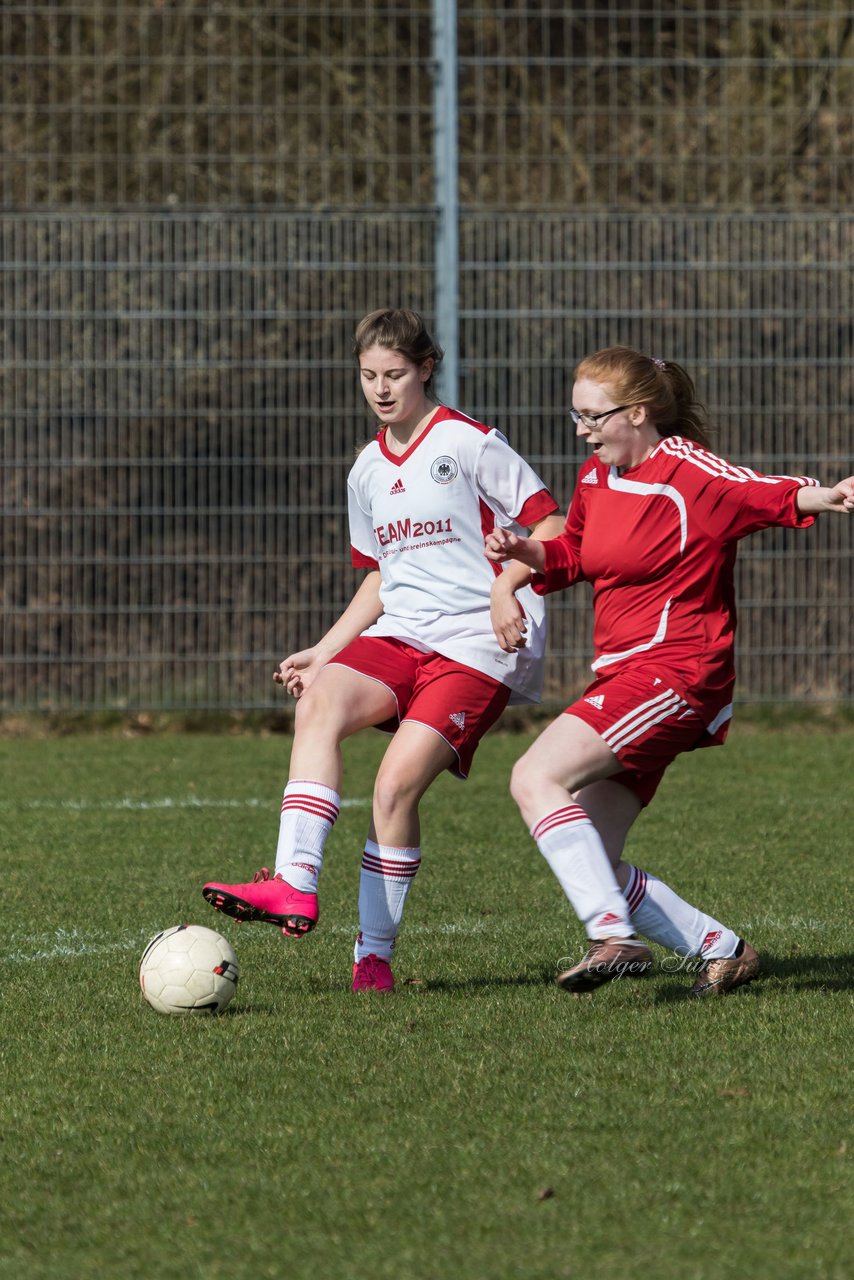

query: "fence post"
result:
(432, 0), (459, 407)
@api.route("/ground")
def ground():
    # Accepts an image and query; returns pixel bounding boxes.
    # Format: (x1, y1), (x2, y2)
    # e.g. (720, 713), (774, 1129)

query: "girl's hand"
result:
(274, 647), (329, 699)
(826, 477), (854, 513)
(484, 527), (522, 563)
(490, 577), (528, 653)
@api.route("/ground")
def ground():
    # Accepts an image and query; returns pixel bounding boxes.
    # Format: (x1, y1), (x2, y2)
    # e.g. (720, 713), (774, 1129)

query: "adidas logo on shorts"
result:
(584, 694), (605, 709)
(449, 711), (466, 729)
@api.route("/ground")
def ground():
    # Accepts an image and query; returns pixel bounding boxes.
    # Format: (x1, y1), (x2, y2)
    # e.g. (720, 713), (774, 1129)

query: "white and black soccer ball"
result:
(139, 924), (239, 1015)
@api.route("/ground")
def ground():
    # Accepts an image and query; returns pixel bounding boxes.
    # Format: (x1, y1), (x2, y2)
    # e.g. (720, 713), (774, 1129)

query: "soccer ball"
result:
(139, 924), (239, 1015)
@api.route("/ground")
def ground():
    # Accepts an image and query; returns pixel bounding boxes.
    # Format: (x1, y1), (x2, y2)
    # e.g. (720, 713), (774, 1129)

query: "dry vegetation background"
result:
(1, 2), (853, 711)
(2, 2), (853, 208)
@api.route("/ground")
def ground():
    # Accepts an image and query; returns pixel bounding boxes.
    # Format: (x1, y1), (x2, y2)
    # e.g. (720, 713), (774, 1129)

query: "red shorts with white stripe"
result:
(567, 666), (713, 806)
(329, 636), (511, 779)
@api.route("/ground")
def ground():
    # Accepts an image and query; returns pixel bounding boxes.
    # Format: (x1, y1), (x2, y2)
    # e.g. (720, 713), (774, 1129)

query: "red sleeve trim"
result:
(529, 531), (584, 595)
(542, 536), (572, 573)
(783, 484), (817, 530)
(479, 498), (503, 579)
(350, 547), (379, 570)
(443, 406), (491, 434)
(515, 488), (560, 528)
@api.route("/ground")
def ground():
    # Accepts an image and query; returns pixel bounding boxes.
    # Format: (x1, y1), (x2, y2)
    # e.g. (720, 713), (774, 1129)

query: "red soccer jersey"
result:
(532, 436), (819, 731)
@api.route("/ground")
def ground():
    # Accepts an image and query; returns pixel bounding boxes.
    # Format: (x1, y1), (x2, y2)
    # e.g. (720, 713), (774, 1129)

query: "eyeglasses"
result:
(569, 405), (634, 429)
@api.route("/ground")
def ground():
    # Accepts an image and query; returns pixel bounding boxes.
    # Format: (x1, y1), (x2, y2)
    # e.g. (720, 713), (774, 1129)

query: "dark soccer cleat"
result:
(556, 936), (653, 994)
(202, 867), (319, 938)
(690, 939), (759, 996)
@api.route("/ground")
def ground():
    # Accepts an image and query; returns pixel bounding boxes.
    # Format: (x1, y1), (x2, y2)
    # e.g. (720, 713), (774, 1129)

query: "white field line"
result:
(4, 930), (155, 964)
(0, 797), (371, 812)
(3, 921), (491, 965)
(3, 915), (835, 967)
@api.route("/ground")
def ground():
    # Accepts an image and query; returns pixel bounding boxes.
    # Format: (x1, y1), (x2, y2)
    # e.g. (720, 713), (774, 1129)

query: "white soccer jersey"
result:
(347, 406), (559, 703)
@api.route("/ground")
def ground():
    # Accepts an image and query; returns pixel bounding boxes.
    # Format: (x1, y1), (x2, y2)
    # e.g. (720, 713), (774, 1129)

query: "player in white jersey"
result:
(203, 308), (563, 991)
(346, 400), (555, 705)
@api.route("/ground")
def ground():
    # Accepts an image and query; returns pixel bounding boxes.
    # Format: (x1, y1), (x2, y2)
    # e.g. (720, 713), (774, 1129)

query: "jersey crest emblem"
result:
(581, 471), (598, 485)
(389, 478), (405, 495)
(449, 711), (466, 729)
(430, 456), (458, 484)
(584, 694), (605, 709)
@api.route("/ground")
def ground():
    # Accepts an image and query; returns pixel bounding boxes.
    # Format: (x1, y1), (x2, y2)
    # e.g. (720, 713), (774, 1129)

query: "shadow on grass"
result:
(213, 1002), (279, 1017)
(229, 954), (854, 1005)
(401, 969), (555, 994)
(654, 952), (854, 1002)
(757, 952), (854, 991)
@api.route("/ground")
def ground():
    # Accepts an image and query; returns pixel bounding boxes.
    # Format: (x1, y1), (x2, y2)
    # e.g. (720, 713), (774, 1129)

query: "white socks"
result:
(531, 805), (634, 940)
(355, 840), (422, 962)
(275, 779), (340, 892)
(625, 864), (738, 959)
(274, 787), (736, 964)
(274, 786), (422, 962)
(530, 802), (739, 959)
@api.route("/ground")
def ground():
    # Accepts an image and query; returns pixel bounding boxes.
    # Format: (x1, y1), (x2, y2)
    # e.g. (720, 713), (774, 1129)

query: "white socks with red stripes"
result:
(274, 779), (340, 893)
(530, 807), (739, 958)
(355, 839), (422, 962)
(531, 804), (635, 940)
(624, 864), (739, 959)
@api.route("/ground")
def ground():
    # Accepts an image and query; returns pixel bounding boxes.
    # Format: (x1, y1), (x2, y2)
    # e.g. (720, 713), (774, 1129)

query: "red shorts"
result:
(329, 636), (511, 778)
(567, 666), (714, 806)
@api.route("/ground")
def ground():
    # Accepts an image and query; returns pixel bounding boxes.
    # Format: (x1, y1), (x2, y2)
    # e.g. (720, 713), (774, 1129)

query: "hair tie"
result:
(650, 356), (666, 370)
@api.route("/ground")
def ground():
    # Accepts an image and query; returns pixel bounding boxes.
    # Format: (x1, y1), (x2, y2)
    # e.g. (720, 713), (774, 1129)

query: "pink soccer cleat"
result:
(352, 954), (395, 993)
(202, 868), (318, 938)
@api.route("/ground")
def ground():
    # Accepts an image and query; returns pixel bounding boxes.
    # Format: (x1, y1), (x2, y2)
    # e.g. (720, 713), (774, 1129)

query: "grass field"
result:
(1, 724), (852, 1280)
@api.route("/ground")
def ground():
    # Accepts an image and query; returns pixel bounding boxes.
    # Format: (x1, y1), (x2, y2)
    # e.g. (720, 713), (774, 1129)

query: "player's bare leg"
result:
(353, 723), (456, 991)
(510, 715), (652, 991)
(203, 664), (397, 937)
(288, 661), (398, 791)
(371, 720), (456, 847)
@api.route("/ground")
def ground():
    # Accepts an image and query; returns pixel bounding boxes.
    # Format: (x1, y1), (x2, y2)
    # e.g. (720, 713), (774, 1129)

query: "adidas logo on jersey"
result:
(581, 471), (598, 485)
(389, 478), (405, 495)
(449, 711), (466, 730)
(584, 694), (605, 709)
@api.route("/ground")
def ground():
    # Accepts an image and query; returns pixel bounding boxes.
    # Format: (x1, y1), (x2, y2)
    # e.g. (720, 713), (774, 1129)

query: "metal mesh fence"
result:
(1, 3), (852, 712)
(1, 212), (435, 709)
(460, 212), (853, 706)
(2, 210), (851, 711)
(0, 0), (436, 209)
(2, 2), (852, 211)
(458, 2), (854, 209)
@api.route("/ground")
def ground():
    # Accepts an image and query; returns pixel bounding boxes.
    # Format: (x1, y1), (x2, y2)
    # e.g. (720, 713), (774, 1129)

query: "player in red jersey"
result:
(485, 345), (854, 996)
(203, 309), (564, 990)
